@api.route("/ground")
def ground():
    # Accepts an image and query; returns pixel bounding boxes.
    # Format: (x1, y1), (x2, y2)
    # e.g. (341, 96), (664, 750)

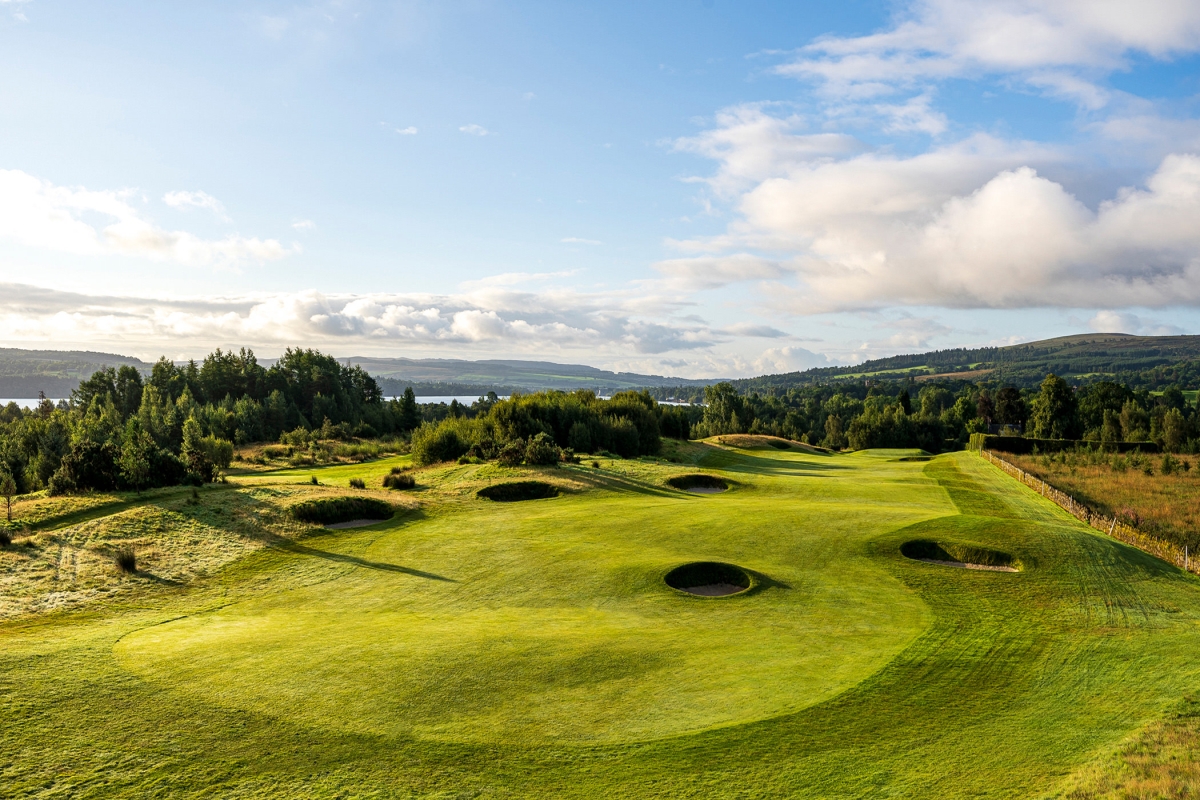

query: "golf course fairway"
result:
(4, 442), (1200, 797)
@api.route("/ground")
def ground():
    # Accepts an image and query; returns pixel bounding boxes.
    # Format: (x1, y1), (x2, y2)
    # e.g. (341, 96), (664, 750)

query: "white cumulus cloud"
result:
(459, 124), (490, 136)
(0, 169), (296, 267)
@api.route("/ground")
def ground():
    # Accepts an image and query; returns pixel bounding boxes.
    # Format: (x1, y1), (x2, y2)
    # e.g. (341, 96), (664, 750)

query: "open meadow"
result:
(3, 439), (1200, 797)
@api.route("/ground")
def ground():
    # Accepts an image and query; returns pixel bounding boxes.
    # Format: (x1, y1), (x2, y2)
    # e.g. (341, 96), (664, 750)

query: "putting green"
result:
(116, 467), (936, 743)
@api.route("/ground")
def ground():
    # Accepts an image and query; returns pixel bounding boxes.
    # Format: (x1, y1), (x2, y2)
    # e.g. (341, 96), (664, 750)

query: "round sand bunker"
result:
(666, 474), (729, 494)
(477, 481), (558, 502)
(665, 561), (751, 597)
(900, 539), (1020, 572)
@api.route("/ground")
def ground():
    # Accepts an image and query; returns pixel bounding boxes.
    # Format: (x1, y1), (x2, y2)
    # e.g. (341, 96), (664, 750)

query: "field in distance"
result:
(3, 439), (1200, 796)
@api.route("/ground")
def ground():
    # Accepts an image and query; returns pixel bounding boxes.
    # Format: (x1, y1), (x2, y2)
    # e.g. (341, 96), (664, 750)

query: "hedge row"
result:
(967, 434), (1161, 454)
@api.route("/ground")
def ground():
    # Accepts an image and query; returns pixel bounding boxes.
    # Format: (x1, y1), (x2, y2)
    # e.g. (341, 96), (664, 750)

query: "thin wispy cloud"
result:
(459, 124), (490, 136)
(163, 190), (230, 221)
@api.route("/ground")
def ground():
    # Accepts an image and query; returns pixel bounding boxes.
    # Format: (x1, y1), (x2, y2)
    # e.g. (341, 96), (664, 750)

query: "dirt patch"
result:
(666, 474), (729, 493)
(325, 519), (389, 530)
(665, 561), (751, 597)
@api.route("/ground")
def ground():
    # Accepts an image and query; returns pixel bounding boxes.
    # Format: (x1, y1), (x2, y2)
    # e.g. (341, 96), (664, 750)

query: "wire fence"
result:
(979, 449), (1196, 576)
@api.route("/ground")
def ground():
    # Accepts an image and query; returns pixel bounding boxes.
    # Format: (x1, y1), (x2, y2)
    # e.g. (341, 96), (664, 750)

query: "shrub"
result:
(477, 481), (558, 502)
(525, 432), (561, 466)
(310, 475), (319, 485)
(0, 529), (11, 547)
(382, 472), (415, 490)
(280, 427), (312, 447)
(411, 421), (471, 466)
(496, 438), (525, 467)
(114, 545), (137, 573)
(289, 496), (394, 524)
(591, 461), (600, 469)
(349, 477), (365, 489)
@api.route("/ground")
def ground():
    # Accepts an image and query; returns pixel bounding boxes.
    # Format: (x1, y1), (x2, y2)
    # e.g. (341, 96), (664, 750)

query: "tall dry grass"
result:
(1008, 450), (1200, 551)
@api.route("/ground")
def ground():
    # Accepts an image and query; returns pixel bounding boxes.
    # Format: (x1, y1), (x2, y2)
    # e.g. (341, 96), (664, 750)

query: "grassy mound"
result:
(289, 496), (394, 525)
(900, 538), (1020, 570)
(476, 481), (558, 502)
(666, 474), (728, 492)
(664, 561), (751, 596)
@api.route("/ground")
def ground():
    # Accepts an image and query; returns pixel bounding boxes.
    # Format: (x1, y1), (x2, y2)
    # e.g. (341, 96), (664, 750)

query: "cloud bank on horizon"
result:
(1, 0), (1199, 378)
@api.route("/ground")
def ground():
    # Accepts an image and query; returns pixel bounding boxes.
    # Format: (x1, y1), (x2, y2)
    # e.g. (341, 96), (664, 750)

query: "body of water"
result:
(408, 395), (507, 405)
(0, 398), (66, 409)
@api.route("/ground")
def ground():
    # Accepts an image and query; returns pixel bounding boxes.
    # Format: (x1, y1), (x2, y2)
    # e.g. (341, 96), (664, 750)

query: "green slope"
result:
(3, 445), (1200, 797)
(738, 332), (1200, 390)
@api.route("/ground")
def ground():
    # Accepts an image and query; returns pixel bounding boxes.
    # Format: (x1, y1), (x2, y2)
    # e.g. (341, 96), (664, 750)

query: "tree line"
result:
(407, 390), (693, 466)
(4, 345), (1197, 505)
(0, 348), (430, 497)
(693, 375), (1200, 453)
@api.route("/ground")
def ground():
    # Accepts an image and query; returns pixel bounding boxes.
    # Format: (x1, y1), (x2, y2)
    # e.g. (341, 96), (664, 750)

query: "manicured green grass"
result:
(3, 443), (1200, 797)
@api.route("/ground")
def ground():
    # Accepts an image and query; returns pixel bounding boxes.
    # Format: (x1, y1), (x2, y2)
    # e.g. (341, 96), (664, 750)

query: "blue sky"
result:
(2, 0), (1200, 378)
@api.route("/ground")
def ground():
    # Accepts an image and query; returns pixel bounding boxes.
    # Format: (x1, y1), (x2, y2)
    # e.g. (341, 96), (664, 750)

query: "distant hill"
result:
(735, 333), (1200, 391)
(0, 348), (150, 399)
(5, 334), (1198, 401)
(343, 357), (715, 396)
(0, 349), (715, 399)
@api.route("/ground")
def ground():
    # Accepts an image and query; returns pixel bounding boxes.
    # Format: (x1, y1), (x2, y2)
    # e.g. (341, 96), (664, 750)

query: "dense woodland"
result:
(691, 375), (1200, 453)
(2, 345), (1199, 502)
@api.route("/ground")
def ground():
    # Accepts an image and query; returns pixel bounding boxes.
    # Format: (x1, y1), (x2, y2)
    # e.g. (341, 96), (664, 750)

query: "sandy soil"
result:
(918, 558), (1018, 573)
(681, 583), (746, 596)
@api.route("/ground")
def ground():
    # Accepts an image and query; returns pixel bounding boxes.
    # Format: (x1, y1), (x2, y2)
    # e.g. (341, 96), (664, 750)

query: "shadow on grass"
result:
(698, 447), (850, 476)
(268, 539), (456, 582)
(19, 484), (239, 534)
(745, 568), (792, 595)
(558, 466), (681, 498)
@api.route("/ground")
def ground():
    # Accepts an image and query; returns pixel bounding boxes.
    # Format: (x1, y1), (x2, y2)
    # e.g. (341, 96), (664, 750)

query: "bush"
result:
(496, 438), (525, 467)
(411, 421), (471, 466)
(0, 529), (11, 547)
(114, 545), (137, 573)
(349, 477), (365, 489)
(382, 472), (415, 490)
(289, 496), (395, 524)
(524, 432), (561, 466)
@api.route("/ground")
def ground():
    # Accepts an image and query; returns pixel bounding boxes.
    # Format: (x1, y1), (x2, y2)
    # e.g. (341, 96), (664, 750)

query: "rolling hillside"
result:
(736, 333), (1200, 391)
(0, 349), (713, 399)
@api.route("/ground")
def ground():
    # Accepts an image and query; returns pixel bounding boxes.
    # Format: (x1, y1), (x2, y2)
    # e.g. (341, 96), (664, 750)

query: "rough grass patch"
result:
(289, 496), (395, 525)
(476, 481), (558, 502)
